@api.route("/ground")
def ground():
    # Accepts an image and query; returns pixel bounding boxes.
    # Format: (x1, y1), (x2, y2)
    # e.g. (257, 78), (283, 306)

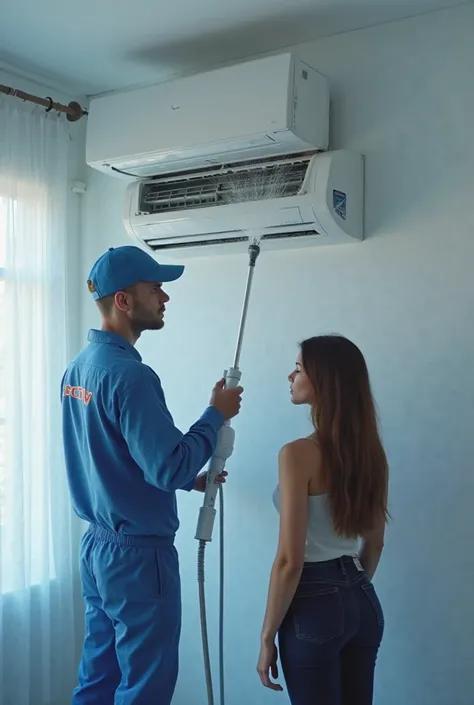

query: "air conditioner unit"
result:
(123, 149), (364, 258)
(86, 53), (329, 178)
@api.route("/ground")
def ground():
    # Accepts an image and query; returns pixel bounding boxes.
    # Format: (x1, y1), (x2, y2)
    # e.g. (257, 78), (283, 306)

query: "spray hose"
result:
(195, 242), (260, 705)
(196, 485), (225, 705)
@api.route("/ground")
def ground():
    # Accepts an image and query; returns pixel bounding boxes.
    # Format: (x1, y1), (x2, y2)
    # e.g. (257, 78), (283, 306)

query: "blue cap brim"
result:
(157, 264), (185, 282)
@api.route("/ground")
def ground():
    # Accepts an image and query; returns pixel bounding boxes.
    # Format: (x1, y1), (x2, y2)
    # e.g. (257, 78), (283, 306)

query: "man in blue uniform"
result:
(61, 245), (243, 704)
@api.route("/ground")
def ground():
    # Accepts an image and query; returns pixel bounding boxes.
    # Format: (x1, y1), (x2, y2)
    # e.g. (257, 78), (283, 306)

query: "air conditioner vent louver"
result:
(144, 229), (321, 252)
(139, 161), (309, 215)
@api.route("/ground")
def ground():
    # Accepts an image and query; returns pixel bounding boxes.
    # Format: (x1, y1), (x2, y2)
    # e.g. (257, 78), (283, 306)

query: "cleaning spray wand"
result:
(195, 241), (261, 705)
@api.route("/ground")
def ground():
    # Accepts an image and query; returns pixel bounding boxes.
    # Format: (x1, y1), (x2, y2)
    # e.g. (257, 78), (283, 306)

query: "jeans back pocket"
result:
(293, 587), (344, 644)
(361, 583), (384, 628)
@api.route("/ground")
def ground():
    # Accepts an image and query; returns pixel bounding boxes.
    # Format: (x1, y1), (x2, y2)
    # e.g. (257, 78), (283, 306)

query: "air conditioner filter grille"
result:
(139, 160), (308, 215)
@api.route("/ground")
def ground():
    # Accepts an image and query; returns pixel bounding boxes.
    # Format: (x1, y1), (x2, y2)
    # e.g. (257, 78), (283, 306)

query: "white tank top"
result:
(272, 485), (360, 562)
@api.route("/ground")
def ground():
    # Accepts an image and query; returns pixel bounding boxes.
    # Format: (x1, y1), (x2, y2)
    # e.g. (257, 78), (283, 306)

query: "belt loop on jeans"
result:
(340, 557), (348, 578)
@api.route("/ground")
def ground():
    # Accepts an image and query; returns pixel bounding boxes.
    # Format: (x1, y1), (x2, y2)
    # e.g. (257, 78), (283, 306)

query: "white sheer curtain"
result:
(0, 96), (79, 704)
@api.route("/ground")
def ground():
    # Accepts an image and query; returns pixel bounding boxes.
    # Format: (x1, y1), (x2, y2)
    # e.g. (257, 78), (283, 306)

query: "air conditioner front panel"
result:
(86, 53), (329, 177)
(87, 54), (293, 175)
(128, 197), (309, 238)
(93, 130), (317, 179)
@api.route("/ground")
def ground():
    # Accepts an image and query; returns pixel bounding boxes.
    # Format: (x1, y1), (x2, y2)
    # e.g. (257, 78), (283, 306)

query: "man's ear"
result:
(114, 290), (132, 313)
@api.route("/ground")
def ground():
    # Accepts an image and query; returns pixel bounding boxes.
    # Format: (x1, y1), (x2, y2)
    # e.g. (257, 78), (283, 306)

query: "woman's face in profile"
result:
(288, 352), (315, 406)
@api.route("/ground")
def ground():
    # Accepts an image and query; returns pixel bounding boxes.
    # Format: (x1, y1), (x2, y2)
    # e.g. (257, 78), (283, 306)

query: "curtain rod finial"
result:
(67, 101), (87, 122)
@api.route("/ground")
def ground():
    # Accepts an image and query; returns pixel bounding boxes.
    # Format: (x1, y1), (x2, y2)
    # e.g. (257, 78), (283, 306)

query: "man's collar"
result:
(87, 329), (142, 362)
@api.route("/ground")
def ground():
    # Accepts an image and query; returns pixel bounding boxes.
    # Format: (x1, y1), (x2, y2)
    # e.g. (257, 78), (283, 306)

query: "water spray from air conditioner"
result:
(194, 162), (291, 705)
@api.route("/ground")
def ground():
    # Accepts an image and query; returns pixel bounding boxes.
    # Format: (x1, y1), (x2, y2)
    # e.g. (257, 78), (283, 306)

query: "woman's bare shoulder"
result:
(279, 438), (324, 494)
(279, 438), (321, 471)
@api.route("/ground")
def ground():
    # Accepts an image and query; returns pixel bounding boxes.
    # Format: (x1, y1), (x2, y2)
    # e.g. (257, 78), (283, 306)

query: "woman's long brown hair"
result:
(301, 335), (389, 538)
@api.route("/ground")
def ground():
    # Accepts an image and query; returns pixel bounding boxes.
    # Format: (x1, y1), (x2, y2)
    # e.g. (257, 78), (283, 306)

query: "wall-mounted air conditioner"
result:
(122, 150), (364, 258)
(86, 53), (330, 178)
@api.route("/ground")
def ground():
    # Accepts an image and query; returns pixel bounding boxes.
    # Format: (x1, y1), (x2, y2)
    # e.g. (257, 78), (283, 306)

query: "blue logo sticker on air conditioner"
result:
(333, 190), (347, 220)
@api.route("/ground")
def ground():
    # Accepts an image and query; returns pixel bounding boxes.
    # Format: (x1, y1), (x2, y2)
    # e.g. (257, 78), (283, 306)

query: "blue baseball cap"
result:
(87, 245), (184, 300)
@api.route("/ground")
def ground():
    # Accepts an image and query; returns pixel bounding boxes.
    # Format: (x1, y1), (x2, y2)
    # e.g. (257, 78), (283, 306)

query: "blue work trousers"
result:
(73, 524), (181, 705)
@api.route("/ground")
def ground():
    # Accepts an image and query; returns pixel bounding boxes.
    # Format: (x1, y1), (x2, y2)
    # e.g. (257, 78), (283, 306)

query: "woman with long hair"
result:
(257, 335), (389, 705)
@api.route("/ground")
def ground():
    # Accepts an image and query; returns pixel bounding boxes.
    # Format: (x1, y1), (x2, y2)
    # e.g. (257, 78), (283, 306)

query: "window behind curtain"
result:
(0, 198), (5, 527)
(0, 188), (58, 592)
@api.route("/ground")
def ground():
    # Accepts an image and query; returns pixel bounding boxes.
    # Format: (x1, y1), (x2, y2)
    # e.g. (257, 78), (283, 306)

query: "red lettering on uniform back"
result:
(63, 385), (93, 405)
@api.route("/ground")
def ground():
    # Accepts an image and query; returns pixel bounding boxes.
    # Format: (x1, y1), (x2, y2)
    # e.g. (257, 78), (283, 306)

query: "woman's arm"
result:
(260, 440), (312, 644)
(359, 518), (385, 581)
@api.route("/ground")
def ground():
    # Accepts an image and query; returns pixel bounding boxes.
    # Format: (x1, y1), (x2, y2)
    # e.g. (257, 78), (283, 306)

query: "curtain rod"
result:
(0, 83), (88, 122)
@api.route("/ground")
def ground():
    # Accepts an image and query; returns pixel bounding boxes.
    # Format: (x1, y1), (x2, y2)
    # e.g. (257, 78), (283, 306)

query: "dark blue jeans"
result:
(278, 556), (384, 705)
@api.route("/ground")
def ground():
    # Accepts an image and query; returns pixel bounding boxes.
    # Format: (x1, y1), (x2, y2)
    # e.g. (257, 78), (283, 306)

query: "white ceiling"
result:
(0, 0), (468, 96)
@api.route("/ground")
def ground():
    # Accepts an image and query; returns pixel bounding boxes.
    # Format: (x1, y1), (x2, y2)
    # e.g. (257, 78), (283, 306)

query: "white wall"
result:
(80, 5), (474, 704)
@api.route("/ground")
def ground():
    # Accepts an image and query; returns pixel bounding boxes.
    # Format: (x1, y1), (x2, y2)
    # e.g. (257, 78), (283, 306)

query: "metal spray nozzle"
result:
(248, 243), (261, 267)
